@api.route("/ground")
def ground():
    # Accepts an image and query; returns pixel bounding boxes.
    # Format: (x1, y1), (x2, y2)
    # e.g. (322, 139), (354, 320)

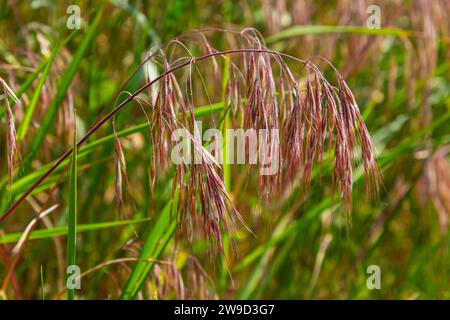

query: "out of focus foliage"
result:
(0, 0), (448, 299)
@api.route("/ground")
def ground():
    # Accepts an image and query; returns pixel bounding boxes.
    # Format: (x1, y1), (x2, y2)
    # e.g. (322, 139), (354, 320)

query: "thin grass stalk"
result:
(219, 56), (231, 289)
(67, 106), (77, 300)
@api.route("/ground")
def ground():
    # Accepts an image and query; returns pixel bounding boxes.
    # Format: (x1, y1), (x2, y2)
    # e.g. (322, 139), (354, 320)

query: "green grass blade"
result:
(234, 200), (330, 273)
(17, 38), (63, 141)
(0, 217), (151, 244)
(23, 8), (103, 172)
(219, 56), (231, 291)
(67, 109), (78, 300)
(120, 197), (177, 299)
(266, 25), (411, 44)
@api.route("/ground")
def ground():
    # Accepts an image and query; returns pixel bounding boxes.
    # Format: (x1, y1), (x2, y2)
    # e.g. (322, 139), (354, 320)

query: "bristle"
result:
(113, 118), (128, 210)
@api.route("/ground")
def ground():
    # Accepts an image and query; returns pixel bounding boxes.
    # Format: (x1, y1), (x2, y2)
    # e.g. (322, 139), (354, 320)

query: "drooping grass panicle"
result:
(1, 30), (380, 250)
(1, 78), (22, 186)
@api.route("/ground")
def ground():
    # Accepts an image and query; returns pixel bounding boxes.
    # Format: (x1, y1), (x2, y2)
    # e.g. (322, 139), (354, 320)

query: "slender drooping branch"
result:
(0, 48), (302, 224)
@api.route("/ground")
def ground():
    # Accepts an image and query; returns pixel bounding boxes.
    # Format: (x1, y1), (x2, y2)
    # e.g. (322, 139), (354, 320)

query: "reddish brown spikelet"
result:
(1, 79), (22, 186)
(113, 119), (129, 210)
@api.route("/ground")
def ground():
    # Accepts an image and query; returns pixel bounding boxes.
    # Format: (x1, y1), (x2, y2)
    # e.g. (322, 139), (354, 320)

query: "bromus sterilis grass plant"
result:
(1, 28), (381, 299)
(1, 0), (448, 301)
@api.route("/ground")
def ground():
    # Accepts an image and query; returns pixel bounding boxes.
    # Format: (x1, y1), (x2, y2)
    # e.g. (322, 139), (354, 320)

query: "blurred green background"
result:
(0, 0), (448, 299)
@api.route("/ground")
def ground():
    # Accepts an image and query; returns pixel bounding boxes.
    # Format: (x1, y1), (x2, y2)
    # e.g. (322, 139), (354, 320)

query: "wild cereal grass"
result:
(0, 1), (448, 300)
